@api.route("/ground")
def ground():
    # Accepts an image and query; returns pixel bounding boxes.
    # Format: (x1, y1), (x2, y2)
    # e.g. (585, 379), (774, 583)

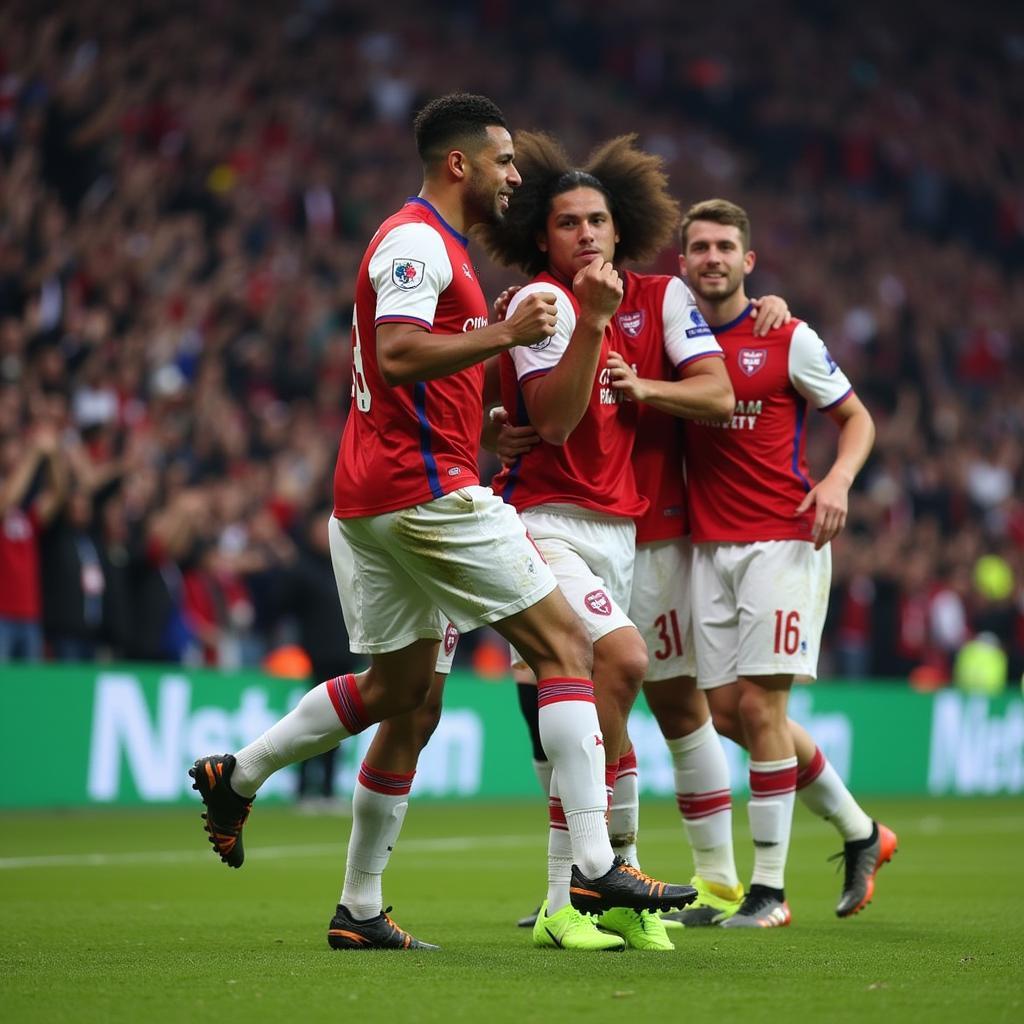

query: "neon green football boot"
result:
(533, 899), (625, 951)
(660, 876), (744, 929)
(596, 907), (675, 950)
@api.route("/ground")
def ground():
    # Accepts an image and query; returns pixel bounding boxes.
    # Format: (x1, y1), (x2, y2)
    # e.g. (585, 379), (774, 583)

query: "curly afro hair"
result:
(478, 132), (679, 276)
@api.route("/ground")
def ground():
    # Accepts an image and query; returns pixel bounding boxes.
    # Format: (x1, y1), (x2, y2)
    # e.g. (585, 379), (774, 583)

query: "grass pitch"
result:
(1, 796), (1021, 1024)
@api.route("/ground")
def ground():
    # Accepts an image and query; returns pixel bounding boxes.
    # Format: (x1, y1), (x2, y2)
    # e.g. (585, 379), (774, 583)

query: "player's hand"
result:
(606, 351), (649, 403)
(573, 259), (622, 323)
(750, 294), (791, 337)
(493, 286), (521, 323)
(490, 407), (541, 466)
(795, 473), (849, 550)
(505, 291), (558, 348)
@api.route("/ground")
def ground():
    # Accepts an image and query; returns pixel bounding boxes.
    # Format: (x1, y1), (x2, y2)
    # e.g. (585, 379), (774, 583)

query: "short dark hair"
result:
(413, 93), (507, 165)
(479, 132), (679, 276)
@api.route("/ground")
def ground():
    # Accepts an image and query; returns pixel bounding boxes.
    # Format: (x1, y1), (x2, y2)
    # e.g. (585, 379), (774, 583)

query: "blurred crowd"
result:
(1, 0), (1022, 686)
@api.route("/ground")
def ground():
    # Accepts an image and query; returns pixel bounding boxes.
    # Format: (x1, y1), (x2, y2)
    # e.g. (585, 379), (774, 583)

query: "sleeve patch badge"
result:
(685, 307), (714, 338)
(392, 259), (425, 290)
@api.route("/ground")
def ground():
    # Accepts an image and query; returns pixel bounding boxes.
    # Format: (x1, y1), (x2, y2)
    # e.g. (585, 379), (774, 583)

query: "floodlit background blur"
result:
(1, 0), (1022, 696)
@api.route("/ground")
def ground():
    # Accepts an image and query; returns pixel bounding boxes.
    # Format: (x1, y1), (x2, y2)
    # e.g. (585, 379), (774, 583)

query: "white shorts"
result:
(629, 537), (696, 682)
(509, 505), (636, 665)
(691, 539), (831, 688)
(334, 486), (556, 655)
(329, 516), (460, 672)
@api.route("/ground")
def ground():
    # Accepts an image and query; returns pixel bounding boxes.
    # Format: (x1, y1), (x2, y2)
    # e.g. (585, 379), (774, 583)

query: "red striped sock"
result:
(537, 676), (596, 707)
(604, 760), (620, 810)
(325, 673), (368, 735)
(357, 762), (415, 796)
(796, 746), (827, 790)
(548, 796), (568, 832)
(676, 788), (733, 820)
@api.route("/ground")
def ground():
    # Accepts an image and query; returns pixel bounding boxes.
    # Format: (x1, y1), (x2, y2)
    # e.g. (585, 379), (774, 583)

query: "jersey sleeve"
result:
(662, 277), (723, 370)
(368, 222), (453, 329)
(788, 321), (854, 410)
(507, 282), (577, 382)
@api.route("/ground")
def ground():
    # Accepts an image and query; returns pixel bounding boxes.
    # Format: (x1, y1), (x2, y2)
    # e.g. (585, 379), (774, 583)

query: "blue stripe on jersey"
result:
(498, 388), (532, 504)
(711, 302), (754, 335)
(406, 197), (469, 249)
(791, 395), (812, 492)
(820, 387), (853, 412)
(413, 382), (444, 499)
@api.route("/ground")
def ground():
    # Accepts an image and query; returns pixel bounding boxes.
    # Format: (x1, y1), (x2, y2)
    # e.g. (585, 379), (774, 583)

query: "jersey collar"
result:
(406, 197), (469, 249)
(713, 302), (755, 335)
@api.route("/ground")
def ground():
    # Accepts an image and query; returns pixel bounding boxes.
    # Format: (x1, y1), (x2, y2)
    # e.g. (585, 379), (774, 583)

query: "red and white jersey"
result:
(493, 270), (646, 518)
(627, 275), (723, 544)
(685, 304), (854, 544)
(333, 198), (490, 518)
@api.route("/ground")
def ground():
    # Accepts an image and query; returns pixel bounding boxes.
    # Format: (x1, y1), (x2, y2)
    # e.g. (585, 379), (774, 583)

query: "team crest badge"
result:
(738, 348), (767, 376)
(584, 589), (612, 616)
(443, 623), (460, 656)
(392, 259), (425, 290)
(616, 311), (644, 337)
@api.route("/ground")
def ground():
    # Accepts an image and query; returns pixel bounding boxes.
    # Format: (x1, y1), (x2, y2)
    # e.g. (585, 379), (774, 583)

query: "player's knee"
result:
(557, 617), (593, 678)
(710, 704), (743, 745)
(414, 694), (444, 749)
(736, 686), (777, 739)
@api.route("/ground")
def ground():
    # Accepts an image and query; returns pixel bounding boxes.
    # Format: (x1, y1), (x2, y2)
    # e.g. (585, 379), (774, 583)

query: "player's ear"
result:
(743, 248), (756, 274)
(536, 231), (548, 254)
(447, 149), (468, 182)
(678, 253), (687, 276)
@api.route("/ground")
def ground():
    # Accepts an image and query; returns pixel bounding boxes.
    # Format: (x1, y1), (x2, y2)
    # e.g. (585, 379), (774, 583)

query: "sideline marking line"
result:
(0, 815), (1020, 871)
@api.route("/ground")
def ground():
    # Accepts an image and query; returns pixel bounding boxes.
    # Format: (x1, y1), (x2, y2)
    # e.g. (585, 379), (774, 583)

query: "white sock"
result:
(533, 758), (553, 797)
(748, 757), (798, 891)
(233, 677), (363, 797)
(666, 718), (739, 889)
(609, 749), (640, 868)
(546, 782), (574, 913)
(339, 763), (414, 920)
(536, 678), (613, 879)
(796, 746), (873, 841)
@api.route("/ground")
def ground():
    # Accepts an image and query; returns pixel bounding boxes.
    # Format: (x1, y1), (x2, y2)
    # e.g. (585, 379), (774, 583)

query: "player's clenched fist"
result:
(505, 291), (558, 348)
(573, 259), (623, 322)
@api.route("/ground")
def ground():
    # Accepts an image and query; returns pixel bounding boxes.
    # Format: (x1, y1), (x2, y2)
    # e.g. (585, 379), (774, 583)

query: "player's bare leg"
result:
(644, 677), (743, 926)
(334, 673), (445, 921)
(327, 671), (446, 951)
(720, 674), (796, 929)
(496, 589), (695, 930)
(708, 683), (897, 917)
(189, 641), (438, 868)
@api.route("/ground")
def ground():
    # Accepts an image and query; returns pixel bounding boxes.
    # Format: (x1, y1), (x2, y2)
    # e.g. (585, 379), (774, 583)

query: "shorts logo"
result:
(392, 259), (425, 290)
(822, 347), (838, 374)
(529, 336), (551, 351)
(685, 308), (714, 338)
(738, 348), (767, 376)
(616, 310), (644, 337)
(443, 623), (460, 656)
(447, 466), (462, 476)
(584, 589), (612, 616)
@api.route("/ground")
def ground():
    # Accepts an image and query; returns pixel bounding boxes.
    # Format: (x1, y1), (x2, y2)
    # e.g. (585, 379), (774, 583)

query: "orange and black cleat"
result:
(188, 754), (253, 869)
(833, 820), (898, 917)
(568, 856), (697, 915)
(327, 904), (440, 951)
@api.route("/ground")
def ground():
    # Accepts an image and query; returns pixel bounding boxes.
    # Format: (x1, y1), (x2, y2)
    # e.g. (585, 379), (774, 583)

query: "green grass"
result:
(1, 797), (1021, 1024)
